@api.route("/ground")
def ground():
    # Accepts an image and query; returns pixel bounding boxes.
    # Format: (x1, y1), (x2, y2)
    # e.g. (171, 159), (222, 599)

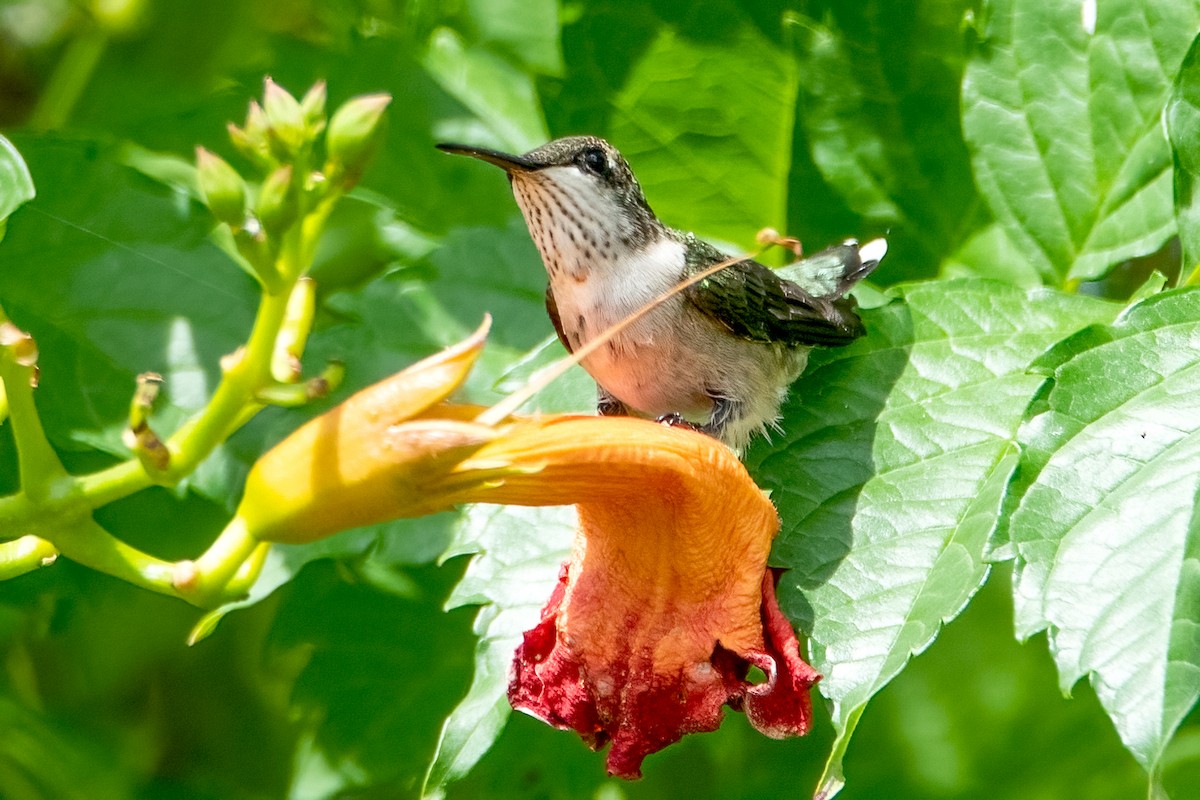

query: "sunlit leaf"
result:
(963, 0), (1200, 284)
(423, 27), (549, 153)
(605, 8), (798, 251)
(746, 279), (1119, 793)
(465, 0), (563, 76)
(1167, 31), (1200, 285)
(0, 135), (35, 225)
(1002, 288), (1200, 774)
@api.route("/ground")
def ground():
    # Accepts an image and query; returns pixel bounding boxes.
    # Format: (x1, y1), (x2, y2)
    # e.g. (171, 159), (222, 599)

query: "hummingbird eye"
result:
(578, 147), (610, 177)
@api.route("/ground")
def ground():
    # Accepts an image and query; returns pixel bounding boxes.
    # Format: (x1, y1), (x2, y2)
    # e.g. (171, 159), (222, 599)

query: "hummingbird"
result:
(437, 136), (885, 451)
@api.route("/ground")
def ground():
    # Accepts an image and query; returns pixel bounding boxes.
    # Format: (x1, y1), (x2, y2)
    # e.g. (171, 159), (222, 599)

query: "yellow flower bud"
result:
(262, 78), (306, 158)
(195, 147), (246, 227)
(325, 94), (391, 186)
(234, 319), (493, 542)
(255, 164), (298, 236)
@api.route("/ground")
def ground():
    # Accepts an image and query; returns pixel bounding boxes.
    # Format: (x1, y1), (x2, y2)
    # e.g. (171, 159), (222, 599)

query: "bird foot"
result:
(655, 413), (704, 433)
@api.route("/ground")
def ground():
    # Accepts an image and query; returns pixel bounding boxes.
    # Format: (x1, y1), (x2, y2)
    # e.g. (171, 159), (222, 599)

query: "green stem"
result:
(50, 516), (264, 609)
(75, 285), (291, 503)
(74, 192), (338, 508)
(162, 288), (290, 479)
(224, 542), (270, 597)
(68, 459), (144, 513)
(184, 516), (260, 605)
(0, 536), (58, 581)
(0, 349), (69, 500)
(52, 518), (186, 602)
(1, 174), (338, 604)
(28, 26), (108, 131)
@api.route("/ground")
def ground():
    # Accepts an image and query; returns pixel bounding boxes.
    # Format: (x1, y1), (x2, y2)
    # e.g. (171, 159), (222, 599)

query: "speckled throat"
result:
(510, 166), (668, 284)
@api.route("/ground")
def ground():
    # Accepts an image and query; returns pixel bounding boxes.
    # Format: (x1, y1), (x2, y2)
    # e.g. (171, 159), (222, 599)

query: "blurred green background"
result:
(0, 0), (1197, 798)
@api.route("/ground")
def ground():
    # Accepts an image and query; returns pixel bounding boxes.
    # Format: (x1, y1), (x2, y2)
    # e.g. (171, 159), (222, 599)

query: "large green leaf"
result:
(790, 0), (981, 279)
(0, 137), (256, 500)
(604, 2), (799, 251)
(269, 561), (478, 798)
(1167, 31), (1200, 285)
(745, 279), (1118, 795)
(424, 504), (575, 797)
(1002, 288), (1200, 775)
(963, 0), (1200, 285)
(463, 0), (563, 76)
(423, 27), (549, 154)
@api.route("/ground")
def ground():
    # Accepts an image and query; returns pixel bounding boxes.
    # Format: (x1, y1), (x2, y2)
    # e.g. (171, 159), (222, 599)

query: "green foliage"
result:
(790, 0), (980, 275)
(962, 0), (1196, 285)
(1, 2), (1199, 800)
(746, 281), (1119, 793)
(1168, 33), (1200, 284)
(0, 135), (35, 228)
(1001, 289), (1200, 771)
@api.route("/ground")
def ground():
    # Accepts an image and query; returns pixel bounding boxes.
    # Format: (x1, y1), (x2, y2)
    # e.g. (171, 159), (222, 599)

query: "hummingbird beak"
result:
(436, 143), (539, 173)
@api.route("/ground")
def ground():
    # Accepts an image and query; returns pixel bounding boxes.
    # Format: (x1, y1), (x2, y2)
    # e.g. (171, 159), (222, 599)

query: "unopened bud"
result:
(300, 81), (328, 137)
(235, 320), (493, 543)
(255, 165), (298, 236)
(326, 94), (391, 186)
(263, 78), (306, 158)
(228, 101), (273, 168)
(245, 100), (269, 140)
(195, 148), (246, 227)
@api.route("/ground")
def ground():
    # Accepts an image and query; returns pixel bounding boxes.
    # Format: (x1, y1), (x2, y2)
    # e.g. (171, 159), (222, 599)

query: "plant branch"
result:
(0, 321), (69, 500)
(0, 535), (58, 581)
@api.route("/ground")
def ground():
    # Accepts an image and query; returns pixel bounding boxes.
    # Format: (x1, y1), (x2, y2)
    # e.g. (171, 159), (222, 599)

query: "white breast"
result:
(511, 170), (712, 417)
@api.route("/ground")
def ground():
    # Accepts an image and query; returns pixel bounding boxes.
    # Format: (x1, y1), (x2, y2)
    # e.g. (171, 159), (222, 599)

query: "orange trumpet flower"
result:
(233, 322), (820, 777)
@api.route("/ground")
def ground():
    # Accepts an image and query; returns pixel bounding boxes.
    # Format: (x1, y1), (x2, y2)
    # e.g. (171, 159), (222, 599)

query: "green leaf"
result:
(424, 504), (575, 796)
(604, 5), (799, 251)
(423, 27), (549, 154)
(464, 0), (563, 76)
(1003, 288), (1200, 773)
(745, 279), (1119, 793)
(963, 0), (1200, 285)
(940, 222), (1045, 287)
(0, 137), (256, 499)
(270, 561), (477, 798)
(0, 696), (134, 800)
(1168, 31), (1200, 285)
(0, 134), (35, 225)
(790, 0), (981, 277)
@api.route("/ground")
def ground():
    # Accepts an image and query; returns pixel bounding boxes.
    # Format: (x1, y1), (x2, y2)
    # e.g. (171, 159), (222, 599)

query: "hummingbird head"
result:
(437, 136), (666, 277)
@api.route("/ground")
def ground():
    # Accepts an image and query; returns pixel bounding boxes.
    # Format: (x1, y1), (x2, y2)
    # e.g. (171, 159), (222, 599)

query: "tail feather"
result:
(777, 237), (887, 298)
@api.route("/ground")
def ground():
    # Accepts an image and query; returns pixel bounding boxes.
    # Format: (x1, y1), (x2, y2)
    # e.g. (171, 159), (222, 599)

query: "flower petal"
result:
(450, 417), (820, 777)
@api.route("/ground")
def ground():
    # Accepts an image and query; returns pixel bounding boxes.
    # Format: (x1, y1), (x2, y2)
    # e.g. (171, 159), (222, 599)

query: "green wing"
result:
(682, 237), (878, 347)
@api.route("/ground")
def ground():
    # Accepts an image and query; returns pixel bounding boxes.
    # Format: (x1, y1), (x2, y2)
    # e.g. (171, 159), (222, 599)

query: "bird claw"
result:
(656, 413), (703, 433)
